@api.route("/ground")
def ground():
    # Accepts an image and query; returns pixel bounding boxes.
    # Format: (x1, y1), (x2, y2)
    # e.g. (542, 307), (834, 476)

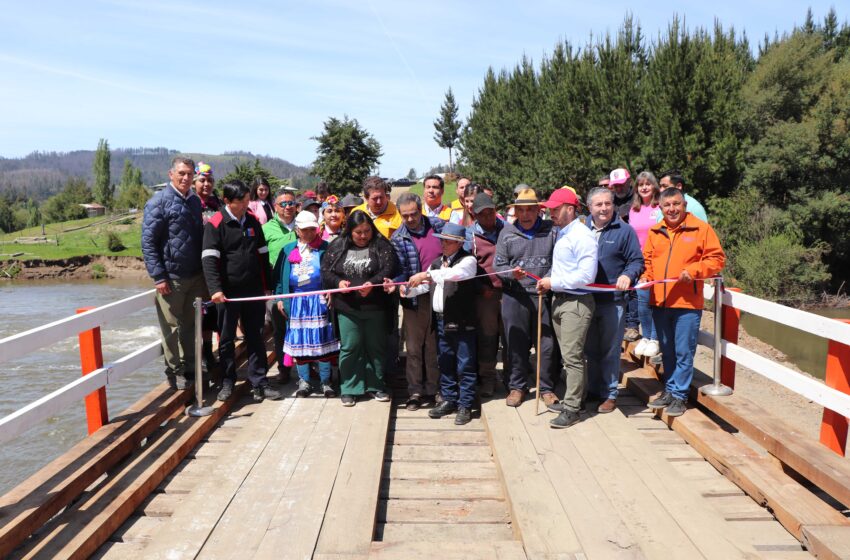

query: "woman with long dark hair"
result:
(321, 210), (398, 406)
(248, 177), (274, 225)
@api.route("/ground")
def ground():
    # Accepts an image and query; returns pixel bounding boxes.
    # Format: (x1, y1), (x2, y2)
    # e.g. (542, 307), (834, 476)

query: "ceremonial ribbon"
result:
(213, 269), (711, 304)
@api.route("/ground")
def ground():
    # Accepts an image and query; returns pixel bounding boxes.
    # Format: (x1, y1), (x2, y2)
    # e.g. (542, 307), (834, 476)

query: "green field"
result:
(405, 181), (459, 204)
(0, 214), (143, 260)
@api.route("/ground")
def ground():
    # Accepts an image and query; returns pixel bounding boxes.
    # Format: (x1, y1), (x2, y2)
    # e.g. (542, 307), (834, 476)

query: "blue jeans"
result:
(436, 318), (477, 409)
(584, 301), (625, 400)
(636, 288), (656, 340)
(652, 307), (702, 400)
(297, 361), (331, 384)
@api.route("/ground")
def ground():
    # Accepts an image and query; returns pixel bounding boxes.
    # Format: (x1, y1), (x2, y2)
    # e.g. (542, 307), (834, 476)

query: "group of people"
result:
(142, 157), (725, 429)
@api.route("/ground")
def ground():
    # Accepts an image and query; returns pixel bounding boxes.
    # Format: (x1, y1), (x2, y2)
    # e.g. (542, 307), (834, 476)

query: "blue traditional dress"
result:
(279, 241), (340, 363)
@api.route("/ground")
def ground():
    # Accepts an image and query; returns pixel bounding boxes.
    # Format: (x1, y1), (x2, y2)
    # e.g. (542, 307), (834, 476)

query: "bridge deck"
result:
(85, 375), (809, 560)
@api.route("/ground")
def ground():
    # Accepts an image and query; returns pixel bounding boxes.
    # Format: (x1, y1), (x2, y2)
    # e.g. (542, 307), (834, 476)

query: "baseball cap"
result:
(472, 193), (496, 214)
(609, 168), (631, 185)
(295, 210), (319, 229)
(541, 188), (579, 209)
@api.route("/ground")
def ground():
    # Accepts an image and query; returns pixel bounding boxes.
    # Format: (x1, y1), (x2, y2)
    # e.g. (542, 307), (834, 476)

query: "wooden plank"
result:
(387, 444), (492, 462)
(13, 381), (247, 560)
(391, 417), (485, 431)
(379, 478), (503, 500)
(379, 499), (510, 524)
(512, 403), (645, 559)
(695, 388), (850, 509)
(252, 403), (356, 560)
(139, 397), (301, 560)
(369, 540), (528, 560)
(482, 400), (583, 559)
(624, 368), (850, 544)
(314, 401), (392, 557)
(0, 383), (188, 558)
(801, 525), (850, 560)
(109, 515), (163, 543)
(382, 461), (497, 480)
(138, 493), (183, 517)
(377, 521), (514, 542)
(591, 409), (762, 558)
(390, 430), (488, 446)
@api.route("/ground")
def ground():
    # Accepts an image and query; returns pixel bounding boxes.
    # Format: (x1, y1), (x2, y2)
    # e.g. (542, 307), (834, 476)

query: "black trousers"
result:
(216, 300), (268, 387)
(501, 291), (560, 393)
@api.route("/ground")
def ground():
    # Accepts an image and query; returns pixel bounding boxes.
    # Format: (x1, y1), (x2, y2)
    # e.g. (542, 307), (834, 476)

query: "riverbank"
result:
(0, 255), (147, 281)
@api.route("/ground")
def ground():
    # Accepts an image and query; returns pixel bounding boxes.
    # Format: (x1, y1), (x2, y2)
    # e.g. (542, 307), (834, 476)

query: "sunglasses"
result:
(277, 201), (296, 207)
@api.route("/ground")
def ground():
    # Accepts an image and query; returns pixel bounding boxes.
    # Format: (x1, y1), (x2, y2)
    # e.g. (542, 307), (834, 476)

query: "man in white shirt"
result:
(405, 222), (478, 425)
(536, 188), (598, 429)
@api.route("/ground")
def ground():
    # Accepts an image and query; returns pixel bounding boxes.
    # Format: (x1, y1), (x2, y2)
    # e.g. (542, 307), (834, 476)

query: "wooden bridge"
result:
(2, 288), (850, 559)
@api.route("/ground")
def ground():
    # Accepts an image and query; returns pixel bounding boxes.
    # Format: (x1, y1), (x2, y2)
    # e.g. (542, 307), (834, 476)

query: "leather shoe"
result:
(541, 392), (559, 412)
(597, 398), (617, 414)
(454, 407), (472, 425)
(428, 400), (458, 419)
(505, 389), (525, 407)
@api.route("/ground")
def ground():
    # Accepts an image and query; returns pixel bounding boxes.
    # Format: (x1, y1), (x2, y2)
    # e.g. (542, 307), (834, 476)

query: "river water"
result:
(0, 279), (162, 496)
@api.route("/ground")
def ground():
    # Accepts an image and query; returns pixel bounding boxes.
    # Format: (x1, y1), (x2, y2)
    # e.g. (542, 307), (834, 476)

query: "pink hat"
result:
(609, 168), (631, 185)
(541, 188), (579, 209)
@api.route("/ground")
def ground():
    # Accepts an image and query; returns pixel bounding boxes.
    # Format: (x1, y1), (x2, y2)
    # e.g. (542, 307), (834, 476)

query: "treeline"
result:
(0, 148), (308, 201)
(458, 9), (850, 303)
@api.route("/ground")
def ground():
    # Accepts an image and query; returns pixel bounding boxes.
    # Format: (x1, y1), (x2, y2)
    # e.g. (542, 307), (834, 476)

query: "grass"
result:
(0, 213), (144, 260)
(406, 181), (459, 204)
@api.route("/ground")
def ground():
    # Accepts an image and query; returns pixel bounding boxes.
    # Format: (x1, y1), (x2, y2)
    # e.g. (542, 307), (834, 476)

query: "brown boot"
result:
(541, 392), (560, 412)
(597, 398), (617, 414)
(506, 389), (525, 407)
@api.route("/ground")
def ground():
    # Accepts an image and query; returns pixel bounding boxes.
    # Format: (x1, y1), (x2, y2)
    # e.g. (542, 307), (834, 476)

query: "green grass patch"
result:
(406, 181), (459, 204)
(0, 214), (144, 260)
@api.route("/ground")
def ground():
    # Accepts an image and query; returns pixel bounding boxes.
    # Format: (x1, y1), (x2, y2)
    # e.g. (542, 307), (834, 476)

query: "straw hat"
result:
(511, 188), (540, 206)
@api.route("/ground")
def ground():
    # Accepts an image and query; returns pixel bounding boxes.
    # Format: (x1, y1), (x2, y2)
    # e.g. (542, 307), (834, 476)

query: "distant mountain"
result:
(0, 147), (309, 200)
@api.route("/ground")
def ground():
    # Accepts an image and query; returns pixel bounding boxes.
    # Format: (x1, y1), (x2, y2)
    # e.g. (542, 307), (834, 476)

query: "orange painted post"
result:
(77, 307), (108, 434)
(819, 319), (850, 456)
(720, 287), (742, 389)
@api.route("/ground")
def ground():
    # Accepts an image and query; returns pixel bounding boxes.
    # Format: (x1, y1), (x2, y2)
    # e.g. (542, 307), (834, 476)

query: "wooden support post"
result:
(77, 307), (108, 434)
(720, 287), (742, 388)
(820, 319), (850, 456)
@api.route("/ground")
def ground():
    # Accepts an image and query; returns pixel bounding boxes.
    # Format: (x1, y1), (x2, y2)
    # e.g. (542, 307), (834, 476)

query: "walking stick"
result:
(535, 292), (543, 416)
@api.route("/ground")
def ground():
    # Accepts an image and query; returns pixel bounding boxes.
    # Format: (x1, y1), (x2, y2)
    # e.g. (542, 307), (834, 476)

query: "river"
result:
(0, 279), (161, 496)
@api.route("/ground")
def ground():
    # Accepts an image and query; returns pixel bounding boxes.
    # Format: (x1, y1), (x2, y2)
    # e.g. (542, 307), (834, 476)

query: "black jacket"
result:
(322, 235), (398, 315)
(202, 209), (272, 298)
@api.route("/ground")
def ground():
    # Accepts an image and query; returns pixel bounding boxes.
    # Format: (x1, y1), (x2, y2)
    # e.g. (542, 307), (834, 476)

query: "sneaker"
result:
(643, 340), (660, 357)
(648, 391), (673, 409)
(623, 327), (640, 342)
(549, 401), (567, 413)
(665, 398), (687, 417)
(369, 391), (391, 402)
(429, 400), (458, 419)
(295, 379), (312, 398)
(262, 385), (283, 401)
(455, 407), (472, 425)
(341, 394), (356, 407)
(217, 379), (234, 401)
(406, 394), (422, 411)
(506, 389), (525, 407)
(597, 398), (617, 414)
(649, 353), (663, 366)
(322, 383), (336, 398)
(541, 392), (560, 412)
(550, 409), (581, 429)
(176, 375), (194, 391)
(633, 338), (649, 357)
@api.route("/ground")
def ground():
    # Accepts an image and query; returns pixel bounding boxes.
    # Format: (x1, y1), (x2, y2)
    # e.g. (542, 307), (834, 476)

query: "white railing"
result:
(699, 284), (850, 419)
(0, 290), (162, 445)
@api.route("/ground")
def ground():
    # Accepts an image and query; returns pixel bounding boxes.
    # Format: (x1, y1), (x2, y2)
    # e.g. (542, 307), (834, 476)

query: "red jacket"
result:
(643, 213), (725, 309)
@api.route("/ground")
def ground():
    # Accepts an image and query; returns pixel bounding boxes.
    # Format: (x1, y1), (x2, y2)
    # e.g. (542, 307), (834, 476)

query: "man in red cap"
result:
(535, 187), (598, 429)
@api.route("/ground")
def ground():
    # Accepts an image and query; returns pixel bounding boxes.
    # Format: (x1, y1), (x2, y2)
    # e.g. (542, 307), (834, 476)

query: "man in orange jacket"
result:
(643, 188), (725, 417)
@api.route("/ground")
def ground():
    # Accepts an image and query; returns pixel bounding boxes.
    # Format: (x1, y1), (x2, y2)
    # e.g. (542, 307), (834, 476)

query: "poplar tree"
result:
(92, 138), (112, 207)
(433, 88), (462, 172)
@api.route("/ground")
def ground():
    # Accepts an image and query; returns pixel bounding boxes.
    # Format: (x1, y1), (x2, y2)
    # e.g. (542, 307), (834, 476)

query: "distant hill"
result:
(0, 148), (309, 200)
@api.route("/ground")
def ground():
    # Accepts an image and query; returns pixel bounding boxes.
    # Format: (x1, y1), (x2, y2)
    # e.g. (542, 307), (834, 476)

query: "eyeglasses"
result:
(277, 201), (296, 207)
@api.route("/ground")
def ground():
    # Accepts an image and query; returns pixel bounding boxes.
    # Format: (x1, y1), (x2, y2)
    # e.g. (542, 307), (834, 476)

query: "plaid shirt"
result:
(391, 216), (444, 309)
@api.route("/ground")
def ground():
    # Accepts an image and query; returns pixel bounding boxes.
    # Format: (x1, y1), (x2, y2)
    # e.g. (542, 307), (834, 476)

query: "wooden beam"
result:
(801, 525), (850, 560)
(624, 368), (850, 545)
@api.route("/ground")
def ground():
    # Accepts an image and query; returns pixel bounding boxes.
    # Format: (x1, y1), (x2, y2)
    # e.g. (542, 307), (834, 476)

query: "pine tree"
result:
(311, 116), (382, 194)
(433, 88), (462, 172)
(407, 168), (417, 180)
(92, 139), (112, 207)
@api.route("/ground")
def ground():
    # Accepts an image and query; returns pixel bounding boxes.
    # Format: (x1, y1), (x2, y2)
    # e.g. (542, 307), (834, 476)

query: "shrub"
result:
(107, 231), (125, 252)
(91, 263), (107, 279)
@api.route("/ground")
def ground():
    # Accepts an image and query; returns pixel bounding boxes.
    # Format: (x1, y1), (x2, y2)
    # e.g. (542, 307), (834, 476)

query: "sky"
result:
(0, 1), (842, 178)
